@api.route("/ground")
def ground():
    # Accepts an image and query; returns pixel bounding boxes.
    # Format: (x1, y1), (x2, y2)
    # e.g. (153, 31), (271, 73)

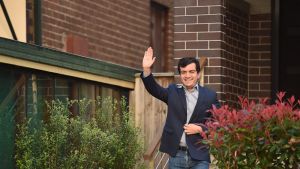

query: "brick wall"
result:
(41, 0), (173, 70)
(174, 0), (225, 98)
(174, 0), (253, 106)
(248, 14), (272, 101)
(223, 1), (249, 106)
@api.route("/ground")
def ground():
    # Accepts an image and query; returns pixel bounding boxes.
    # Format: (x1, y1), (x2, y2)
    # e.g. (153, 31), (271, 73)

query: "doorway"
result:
(273, 0), (300, 100)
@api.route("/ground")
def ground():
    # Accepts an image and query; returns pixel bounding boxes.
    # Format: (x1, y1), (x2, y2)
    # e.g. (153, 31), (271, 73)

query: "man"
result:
(141, 47), (220, 169)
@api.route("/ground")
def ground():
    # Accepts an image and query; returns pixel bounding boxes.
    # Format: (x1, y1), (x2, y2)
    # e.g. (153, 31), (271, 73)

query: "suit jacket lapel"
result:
(189, 85), (206, 122)
(177, 86), (187, 121)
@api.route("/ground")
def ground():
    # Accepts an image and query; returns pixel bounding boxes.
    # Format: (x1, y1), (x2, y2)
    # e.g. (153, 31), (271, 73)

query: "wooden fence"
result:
(130, 73), (174, 150)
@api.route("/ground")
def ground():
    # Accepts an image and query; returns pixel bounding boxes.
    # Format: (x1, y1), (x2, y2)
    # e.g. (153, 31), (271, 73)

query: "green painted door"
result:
(0, 69), (26, 169)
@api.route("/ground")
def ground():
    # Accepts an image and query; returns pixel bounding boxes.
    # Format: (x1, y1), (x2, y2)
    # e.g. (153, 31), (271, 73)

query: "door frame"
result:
(271, 0), (280, 103)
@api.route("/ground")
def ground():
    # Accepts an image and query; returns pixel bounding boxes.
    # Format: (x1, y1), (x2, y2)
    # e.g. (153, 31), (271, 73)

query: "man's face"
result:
(179, 63), (200, 90)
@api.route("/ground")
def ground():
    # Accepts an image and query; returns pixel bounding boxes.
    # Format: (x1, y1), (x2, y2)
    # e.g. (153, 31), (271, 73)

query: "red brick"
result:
(186, 41), (208, 49)
(249, 22), (259, 29)
(198, 0), (223, 6)
(249, 45), (271, 51)
(249, 91), (271, 98)
(249, 75), (271, 82)
(186, 24), (208, 32)
(260, 83), (271, 90)
(198, 50), (221, 57)
(209, 76), (222, 83)
(174, 50), (197, 58)
(174, 42), (185, 49)
(260, 53), (271, 59)
(174, 7), (185, 15)
(249, 83), (259, 90)
(249, 53), (260, 59)
(186, 7), (208, 15)
(205, 84), (222, 91)
(175, 25), (185, 32)
(209, 23), (223, 31)
(209, 41), (222, 48)
(205, 67), (221, 75)
(260, 68), (271, 74)
(175, 16), (197, 24)
(175, 33), (197, 41)
(208, 58), (221, 66)
(174, 0), (197, 7)
(260, 37), (271, 44)
(198, 15), (222, 23)
(210, 6), (223, 14)
(249, 37), (259, 44)
(249, 30), (271, 36)
(65, 34), (89, 56)
(249, 68), (259, 74)
(198, 32), (222, 40)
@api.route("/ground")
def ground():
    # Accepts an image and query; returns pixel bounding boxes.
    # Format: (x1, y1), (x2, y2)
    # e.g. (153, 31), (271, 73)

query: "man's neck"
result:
(184, 84), (198, 92)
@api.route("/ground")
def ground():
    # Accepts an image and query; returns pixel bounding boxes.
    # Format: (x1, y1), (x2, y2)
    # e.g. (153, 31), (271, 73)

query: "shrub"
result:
(202, 92), (300, 169)
(15, 97), (143, 169)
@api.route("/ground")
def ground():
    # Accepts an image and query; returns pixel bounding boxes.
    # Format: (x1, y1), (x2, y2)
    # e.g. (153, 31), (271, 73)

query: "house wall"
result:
(41, 0), (174, 71)
(223, 1), (249, 106)
(40, 0), (272, 104)
(174, 0), (272, 105)
(174, 0), (225, 100)
(0, 0), (26, 42)
(248, 14), (272, 101)
(174, 0), (250, 106)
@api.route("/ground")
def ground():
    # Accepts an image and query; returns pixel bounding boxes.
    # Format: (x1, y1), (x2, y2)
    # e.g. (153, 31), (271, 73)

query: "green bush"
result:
(15, 97), (143, 169)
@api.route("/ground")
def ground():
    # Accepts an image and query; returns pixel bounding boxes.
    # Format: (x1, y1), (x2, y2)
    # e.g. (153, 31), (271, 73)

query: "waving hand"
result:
(142, 47), (156, 76)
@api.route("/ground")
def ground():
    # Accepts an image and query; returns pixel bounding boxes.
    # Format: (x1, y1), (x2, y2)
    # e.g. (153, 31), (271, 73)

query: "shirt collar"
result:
(177, 83), (199, 92)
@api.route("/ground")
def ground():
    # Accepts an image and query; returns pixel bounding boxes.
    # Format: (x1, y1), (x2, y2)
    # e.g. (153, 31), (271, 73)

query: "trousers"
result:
(168, 149), (209, 169)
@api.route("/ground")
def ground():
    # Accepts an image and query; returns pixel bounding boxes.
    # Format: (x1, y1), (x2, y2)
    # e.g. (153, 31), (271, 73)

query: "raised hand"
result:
(142, 47), (156, 76)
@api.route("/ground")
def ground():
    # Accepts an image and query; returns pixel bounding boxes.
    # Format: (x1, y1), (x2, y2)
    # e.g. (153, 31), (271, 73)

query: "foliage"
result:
(202, 92), (300, 169)
(15, 97), (143, 169)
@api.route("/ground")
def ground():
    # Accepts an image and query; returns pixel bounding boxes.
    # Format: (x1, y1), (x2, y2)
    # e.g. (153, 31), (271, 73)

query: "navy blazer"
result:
(141, 73), (220, 162)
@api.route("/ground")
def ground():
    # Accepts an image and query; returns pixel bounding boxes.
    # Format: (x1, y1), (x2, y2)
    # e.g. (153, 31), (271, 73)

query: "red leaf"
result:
(276, 91), (286, 102)
(288, 95), (295, 106)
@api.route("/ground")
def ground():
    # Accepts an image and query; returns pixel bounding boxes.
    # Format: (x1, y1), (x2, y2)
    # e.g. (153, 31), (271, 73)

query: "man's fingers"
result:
(148, 47), (153, 54)
(184, 124), (201, 135)
(146, 47), (152, 57)
(152, 57), (156, 63)
(185, 131), (193, 135)
(144, 48), (154, 59)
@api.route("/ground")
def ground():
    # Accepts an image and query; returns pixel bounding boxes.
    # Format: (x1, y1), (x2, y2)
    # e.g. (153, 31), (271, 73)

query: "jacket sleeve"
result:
(213, 92), (221, 109)
(140, 72), (168, 103)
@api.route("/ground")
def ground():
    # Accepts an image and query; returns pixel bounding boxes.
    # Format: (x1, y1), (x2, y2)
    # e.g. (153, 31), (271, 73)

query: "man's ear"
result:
(197, 73), (201, 79)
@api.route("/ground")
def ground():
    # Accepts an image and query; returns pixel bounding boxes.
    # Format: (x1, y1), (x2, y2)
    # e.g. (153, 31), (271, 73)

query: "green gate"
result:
(0, 70), (26, 169)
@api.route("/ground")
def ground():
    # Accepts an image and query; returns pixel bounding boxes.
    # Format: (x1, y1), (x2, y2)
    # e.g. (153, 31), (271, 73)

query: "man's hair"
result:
(177, 57), (200, 74)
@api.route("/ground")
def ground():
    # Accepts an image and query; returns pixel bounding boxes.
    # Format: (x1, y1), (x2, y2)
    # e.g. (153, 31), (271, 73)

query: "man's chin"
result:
(184, 84), (193, 89)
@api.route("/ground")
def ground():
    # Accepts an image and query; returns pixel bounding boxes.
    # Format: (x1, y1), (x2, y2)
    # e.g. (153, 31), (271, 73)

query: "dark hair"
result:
(177, 57), (200, 74)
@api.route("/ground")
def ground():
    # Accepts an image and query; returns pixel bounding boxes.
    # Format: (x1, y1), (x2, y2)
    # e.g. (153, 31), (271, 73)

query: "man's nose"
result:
(186, 72), (192, 76)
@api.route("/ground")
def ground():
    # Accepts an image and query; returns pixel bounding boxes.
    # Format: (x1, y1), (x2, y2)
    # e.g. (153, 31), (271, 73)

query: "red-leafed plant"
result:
(202, 92), (300, 169)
